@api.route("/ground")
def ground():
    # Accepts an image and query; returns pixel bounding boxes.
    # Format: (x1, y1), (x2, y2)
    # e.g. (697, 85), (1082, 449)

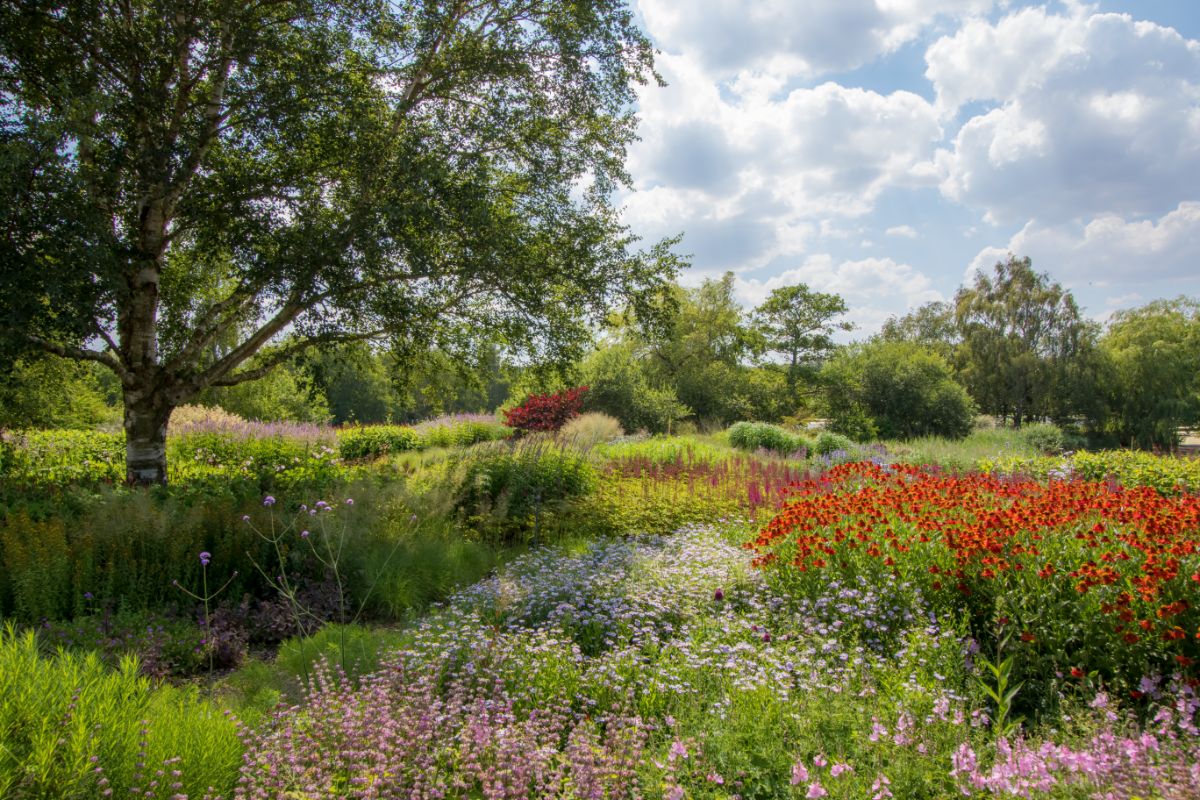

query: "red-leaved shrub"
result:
(503, 386), (589, 433)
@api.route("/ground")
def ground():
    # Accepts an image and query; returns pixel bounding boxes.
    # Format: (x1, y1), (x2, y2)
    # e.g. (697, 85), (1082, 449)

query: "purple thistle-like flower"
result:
(83, 592), (94, 600)
(198, 551), (211, 567)
(301, 530), (310, 538)
(241, 515), (250, 522)
(713, 588), (724, 601)
(263, 495), (276, 506)
(345, 498), (354, 505)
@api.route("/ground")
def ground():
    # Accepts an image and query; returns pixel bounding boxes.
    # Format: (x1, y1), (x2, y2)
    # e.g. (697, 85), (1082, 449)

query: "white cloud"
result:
(623, 54), (944, 272)
(928, 9), (1200, 224)
(735, 255), (944, 334)
(967, 202), (1200, 286)
(640, 0), (995, 81)
(886, 224), (920, 238)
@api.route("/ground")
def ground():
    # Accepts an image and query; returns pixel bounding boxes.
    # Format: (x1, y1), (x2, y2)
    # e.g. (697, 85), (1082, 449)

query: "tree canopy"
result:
(753, 283), (852, 392)
(954, 256), (1094, 427)
(821, 340), (976, 441)
(1101, 298), (1200, 449)
(0, 0), (679, 483)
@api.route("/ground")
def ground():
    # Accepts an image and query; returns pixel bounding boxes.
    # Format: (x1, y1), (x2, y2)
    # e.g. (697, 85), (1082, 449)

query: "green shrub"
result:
(0, 429), (124, 489)
(821, 340), (976, 440)
(0, 490), (335, 622)
(727, 422), (806, 455)
(0, 625), (240, 798)
(336, 425), (422, 460)
(578, 343), (691, 434)
(453, 442), (597, 540)
(275, 623), (408, 685)
(814, 431), (854, 455)
(1020, 422), (1066, 454)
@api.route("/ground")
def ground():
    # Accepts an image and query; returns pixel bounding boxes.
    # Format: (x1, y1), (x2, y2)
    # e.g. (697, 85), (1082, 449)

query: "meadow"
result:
(1, 414), (1198, 798)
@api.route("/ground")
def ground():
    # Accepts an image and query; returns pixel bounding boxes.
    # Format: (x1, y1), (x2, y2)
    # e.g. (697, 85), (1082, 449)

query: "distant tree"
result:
(393, 344), (511, 421)
(298, 342), (396, 425)
(954, 256), (1090, 427)
(754, 284), (852, 392)
(202, 360), (330, 424)
(821, 340), (976, 440)
(879, 301), (958, 362)
(1101, 298), (1200, 449)
(634, 273), (764, 425)
(0, 0), (677, 483)
(578, 343), (689, 434)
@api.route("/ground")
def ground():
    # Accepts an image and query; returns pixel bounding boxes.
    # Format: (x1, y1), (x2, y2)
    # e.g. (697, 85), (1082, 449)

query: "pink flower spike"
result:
(813, 753), (827, 768)
(806, 781), (828, 798)
(830, 762), (852, 777)
(791, 762), (809, 785)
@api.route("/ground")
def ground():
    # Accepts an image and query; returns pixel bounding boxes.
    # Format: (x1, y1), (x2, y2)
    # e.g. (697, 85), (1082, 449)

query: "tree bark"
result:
(123, 388), (172, 486)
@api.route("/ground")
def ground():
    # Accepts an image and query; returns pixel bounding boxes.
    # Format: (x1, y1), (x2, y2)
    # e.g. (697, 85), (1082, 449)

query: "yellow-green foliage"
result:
(578, 474), (744, 536)
(887, 427), (1038, 471)
(337, 425), (422, 460)
(980, 450), (1200, 494)
(559, 412), (624, 449)
(0, 626), (240, 798)
(0, 428), (350, 495)
(0, 430), (125, 487)
(592, 436), (732, 465)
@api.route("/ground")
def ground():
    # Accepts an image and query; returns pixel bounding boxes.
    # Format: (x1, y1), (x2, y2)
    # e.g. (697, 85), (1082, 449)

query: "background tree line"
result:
(4, 255), (1198, 451)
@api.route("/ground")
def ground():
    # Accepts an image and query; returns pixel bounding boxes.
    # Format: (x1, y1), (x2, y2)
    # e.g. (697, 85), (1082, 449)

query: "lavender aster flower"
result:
(198, 551), (211, 567)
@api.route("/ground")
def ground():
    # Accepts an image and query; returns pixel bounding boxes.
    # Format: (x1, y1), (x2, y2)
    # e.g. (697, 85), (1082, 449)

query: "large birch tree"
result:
(0, 0), (678, 484)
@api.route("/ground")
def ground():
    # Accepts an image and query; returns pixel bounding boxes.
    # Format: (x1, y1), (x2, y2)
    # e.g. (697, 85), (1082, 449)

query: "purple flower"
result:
(345, 498), (354, 505)
(301, 530), (310, 538)
(241, 515), (250, 523)
(713, 588), (724, 601)
(199, 551), (211, 567)
(83, 592), (94, 600)
(263, 495), (276, 507)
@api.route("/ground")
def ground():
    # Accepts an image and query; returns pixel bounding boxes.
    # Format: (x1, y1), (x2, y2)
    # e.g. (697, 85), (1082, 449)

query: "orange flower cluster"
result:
(748, 461), (1200, 673)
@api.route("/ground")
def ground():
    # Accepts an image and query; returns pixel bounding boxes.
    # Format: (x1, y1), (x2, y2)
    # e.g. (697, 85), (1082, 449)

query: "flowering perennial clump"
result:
(749, 461), (1200, 687)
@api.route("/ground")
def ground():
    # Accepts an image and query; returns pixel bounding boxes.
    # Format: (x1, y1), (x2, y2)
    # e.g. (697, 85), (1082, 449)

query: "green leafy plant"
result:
(975, 629), (1024, 738)
(336, 425), (421, 460)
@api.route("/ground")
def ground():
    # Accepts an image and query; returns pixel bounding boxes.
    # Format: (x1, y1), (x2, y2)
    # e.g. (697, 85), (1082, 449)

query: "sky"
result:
(616, 0), (1200, 335)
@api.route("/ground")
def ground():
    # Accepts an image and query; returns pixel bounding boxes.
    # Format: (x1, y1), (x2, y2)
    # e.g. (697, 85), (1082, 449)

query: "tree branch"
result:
(190, 290), (312, 388)
(207, 330), (384, 387)
(25, 334), (130, 381)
